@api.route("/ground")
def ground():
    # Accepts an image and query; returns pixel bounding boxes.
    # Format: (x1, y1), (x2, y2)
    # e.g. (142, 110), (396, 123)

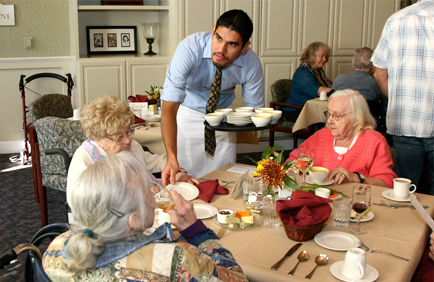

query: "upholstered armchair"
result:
(269, 79), (313, 149)
(33, 117), (86, 226)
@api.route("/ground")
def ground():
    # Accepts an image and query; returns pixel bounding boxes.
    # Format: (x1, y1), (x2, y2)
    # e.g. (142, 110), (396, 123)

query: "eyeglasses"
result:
(324, 111), (351, 121)
(106, 128), (135, 145)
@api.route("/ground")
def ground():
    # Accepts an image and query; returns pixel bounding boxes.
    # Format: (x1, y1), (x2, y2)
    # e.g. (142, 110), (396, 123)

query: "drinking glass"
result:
(154, 182), (175, 211)
(349, 185), (371, 235)
(297, 150), (314, 185)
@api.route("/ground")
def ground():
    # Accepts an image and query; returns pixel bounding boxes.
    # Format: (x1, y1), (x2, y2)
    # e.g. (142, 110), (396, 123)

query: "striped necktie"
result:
(205, 67), (222, 156)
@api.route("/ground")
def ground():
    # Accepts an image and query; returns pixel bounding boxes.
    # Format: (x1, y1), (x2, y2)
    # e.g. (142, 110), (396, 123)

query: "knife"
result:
(373, 203), (429, 209)
(271, 242), (302, 271)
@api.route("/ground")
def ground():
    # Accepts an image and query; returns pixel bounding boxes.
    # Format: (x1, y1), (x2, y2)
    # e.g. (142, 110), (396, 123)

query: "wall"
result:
(0, 0), (73, 153)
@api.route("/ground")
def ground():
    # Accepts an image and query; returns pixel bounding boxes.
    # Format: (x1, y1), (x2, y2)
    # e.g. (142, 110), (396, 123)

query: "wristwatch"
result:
(177, 167), (188, 174)
(354, 172), (365, 183)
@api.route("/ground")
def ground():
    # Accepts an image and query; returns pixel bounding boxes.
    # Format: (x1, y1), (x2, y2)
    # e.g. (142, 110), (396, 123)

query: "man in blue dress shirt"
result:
(161, 9), (264, 184)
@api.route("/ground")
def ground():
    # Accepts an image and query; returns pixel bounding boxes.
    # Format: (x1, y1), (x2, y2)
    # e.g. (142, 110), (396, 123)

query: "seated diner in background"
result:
(282, 41), (333, 122)
(287, 89), (396, 187)
(44, 152), (247, 281)
(66, 95), (198, 202)
(331, 47), (384, 103)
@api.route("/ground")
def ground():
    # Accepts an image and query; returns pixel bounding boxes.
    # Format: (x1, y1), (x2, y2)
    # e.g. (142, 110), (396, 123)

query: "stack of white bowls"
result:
(226, 112), (252, 126)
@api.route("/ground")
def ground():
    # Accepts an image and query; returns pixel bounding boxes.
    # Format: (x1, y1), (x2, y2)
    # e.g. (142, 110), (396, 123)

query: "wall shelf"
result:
(78, 5), (169, 11)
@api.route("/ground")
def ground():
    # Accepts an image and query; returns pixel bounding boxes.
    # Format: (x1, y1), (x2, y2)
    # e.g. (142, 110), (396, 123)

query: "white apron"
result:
(177, 105), (236, 178)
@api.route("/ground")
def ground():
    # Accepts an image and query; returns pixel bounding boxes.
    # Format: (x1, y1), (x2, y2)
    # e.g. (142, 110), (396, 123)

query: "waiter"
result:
(161, 9), (264, 184)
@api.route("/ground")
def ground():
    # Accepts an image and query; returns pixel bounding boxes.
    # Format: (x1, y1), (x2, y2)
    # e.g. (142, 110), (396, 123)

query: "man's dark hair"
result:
(215, 9), (253, 46)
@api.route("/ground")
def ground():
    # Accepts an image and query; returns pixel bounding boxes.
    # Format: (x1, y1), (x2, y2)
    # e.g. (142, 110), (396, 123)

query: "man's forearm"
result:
(161, 101), (180, 161)
(374, 68), (389, 97)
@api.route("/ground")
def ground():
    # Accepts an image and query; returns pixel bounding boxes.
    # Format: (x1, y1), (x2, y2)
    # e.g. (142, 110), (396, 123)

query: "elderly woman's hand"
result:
(175, 172), (200, 185)
(329, 167), (359, 184)
(166, 191), (197, 231)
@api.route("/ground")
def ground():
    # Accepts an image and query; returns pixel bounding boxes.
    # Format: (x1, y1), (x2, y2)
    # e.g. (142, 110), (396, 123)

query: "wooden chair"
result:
(269, 79), (313, 149)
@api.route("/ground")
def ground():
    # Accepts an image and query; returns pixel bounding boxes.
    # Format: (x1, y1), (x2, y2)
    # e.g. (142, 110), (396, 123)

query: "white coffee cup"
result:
(319, 91), (327, 100)
(393, 178), (417, 199)
(315, 188), (330, 199)
(73, 109), (81, 120)
(342, 248), (366, 280)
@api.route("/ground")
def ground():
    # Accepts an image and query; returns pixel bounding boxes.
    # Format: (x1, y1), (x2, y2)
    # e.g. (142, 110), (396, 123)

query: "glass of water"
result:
(243, 177), (263, 212)
(333, 197), (352, 228)
(263, 196), (280, 228)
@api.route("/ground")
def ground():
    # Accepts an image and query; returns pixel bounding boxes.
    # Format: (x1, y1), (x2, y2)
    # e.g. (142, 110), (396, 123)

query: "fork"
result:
(380, 199), (428, 209)
(359, 242), (410, 262)
(216, 226), (227, 239)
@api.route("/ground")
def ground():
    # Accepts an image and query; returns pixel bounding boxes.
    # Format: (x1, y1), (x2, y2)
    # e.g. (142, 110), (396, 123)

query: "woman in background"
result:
(283, 42), (333, 122)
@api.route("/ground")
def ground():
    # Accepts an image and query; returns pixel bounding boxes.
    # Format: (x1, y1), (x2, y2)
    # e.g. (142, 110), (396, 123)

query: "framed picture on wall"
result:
(86, 26), (137, 54)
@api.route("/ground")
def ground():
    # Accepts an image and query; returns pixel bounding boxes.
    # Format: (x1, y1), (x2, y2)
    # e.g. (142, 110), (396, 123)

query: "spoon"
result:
(304, 254), (328, 279)
(288, 250), (309, 276)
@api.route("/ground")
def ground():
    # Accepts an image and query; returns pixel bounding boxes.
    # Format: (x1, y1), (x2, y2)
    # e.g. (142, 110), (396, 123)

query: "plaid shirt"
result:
(371, 0), (434, 138)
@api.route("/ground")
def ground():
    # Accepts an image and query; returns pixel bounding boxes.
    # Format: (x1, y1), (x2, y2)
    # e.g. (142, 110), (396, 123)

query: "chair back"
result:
(29, 94), (73, 124)
(34, 117), (86, 191)
(367, 94), (387, 135)
(270, 79), (292, 104)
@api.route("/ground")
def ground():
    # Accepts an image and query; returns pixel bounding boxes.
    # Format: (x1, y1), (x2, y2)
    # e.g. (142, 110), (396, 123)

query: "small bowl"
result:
(235, 107), (254, 112)
(251, 113), (272, 127)
(214, 108), (234, 122)
(217, 209), (234, 224)
(315, 188), (330, 199)
(255, 107), (274, 114)
(264, 110), (282, 124)
(205, 113), (224, 126)
(309, 166), (329, 184)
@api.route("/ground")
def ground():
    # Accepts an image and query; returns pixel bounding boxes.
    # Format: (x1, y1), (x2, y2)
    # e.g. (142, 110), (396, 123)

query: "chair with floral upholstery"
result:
(33, 117), (86, 226)
(269, 79), (313, 149)
(29, 94), (73, 124)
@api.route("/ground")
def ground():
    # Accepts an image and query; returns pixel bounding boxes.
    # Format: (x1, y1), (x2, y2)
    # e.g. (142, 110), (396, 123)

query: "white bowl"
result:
(214, 109), (234, 122)
(251, 113), (272, 127)
(235, 107), (254, 112)
(309, 166), (329, 184)
(264, 110), (282, 124)
(255, 107), (274, 114)
(205, 113), (224, 126)
(217, 209), (234, 224)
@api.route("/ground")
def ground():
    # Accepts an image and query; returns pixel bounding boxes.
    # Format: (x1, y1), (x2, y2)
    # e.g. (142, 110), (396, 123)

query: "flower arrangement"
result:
(145, 85), (163, 107)
(247, 144), (297, 197)
(248, 145), (349, 198)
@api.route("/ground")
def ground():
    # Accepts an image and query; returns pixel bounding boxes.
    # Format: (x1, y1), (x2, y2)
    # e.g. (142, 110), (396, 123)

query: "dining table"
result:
(191, 162), (434, 282)
(292, 98), (328, 133)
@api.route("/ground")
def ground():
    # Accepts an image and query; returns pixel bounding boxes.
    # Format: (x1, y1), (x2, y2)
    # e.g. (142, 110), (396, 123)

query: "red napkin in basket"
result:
(195, 180), (229, 203)
(276, 190), (332, 226)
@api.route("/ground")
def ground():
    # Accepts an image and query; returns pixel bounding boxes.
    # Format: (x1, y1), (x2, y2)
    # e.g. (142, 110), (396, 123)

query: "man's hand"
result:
(161, 159), (179, 186)
(166, 191), (197, 231)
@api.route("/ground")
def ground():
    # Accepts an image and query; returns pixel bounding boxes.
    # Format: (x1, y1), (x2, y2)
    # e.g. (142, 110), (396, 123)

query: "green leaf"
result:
(283, 159), (293, 169)
(284, 177), (298, 190)
(245, 155), (258, 165)
(275, 149), (285, 163)
(262, 144), (279, 160)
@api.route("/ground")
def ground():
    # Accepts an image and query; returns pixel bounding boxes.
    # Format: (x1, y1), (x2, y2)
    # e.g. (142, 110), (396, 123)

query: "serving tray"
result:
(204, 117), (285, 132)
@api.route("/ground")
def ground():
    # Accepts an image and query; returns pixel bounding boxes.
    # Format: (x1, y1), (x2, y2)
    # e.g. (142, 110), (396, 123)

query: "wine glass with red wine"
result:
(350, 185), (371, 235)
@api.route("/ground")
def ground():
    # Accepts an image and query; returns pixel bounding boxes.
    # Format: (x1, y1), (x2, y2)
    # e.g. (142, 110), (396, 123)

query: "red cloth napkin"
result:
(195, 180), (229, 203)
(134, 115), (146, 124)
(276, 190), (332, 226)
(128, 95), (157, 104)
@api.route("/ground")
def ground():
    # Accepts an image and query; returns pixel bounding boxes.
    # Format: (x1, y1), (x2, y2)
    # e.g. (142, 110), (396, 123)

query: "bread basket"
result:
(282, 220), (326, 242)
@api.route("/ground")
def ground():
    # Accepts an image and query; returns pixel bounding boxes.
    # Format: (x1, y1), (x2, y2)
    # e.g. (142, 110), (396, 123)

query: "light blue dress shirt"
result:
(162, 32), (264, 113)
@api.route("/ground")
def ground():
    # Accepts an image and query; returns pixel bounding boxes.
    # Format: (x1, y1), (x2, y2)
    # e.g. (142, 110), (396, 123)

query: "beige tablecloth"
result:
(292, 98), (328, 132)
(195, 163), (434, 282)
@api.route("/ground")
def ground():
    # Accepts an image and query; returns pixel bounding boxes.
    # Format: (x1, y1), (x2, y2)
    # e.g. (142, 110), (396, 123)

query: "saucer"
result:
(382, 189), (411, 202)
(330, 261), (379, 282)
(306, 175), (334, 185)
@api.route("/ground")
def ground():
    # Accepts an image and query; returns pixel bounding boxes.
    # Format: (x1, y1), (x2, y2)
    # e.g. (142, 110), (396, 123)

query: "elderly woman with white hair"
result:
(287, 89), (396, 187)
(67, 95), (198, 202)
(44, 152), (247, 281)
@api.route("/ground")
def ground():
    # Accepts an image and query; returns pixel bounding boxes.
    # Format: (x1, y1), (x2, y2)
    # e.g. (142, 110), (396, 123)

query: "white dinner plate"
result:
(194, 204), (218, 219)
(382, 189), (412, 202)
(153, 209), (176, 229)
(350, 211), (374, 222)
(330, 261), (379, 282)
(314, 231), (360, 251)
(306, 175), (334, 186)
(166, 182), (199, 201)
(144, 114), (161, 122)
